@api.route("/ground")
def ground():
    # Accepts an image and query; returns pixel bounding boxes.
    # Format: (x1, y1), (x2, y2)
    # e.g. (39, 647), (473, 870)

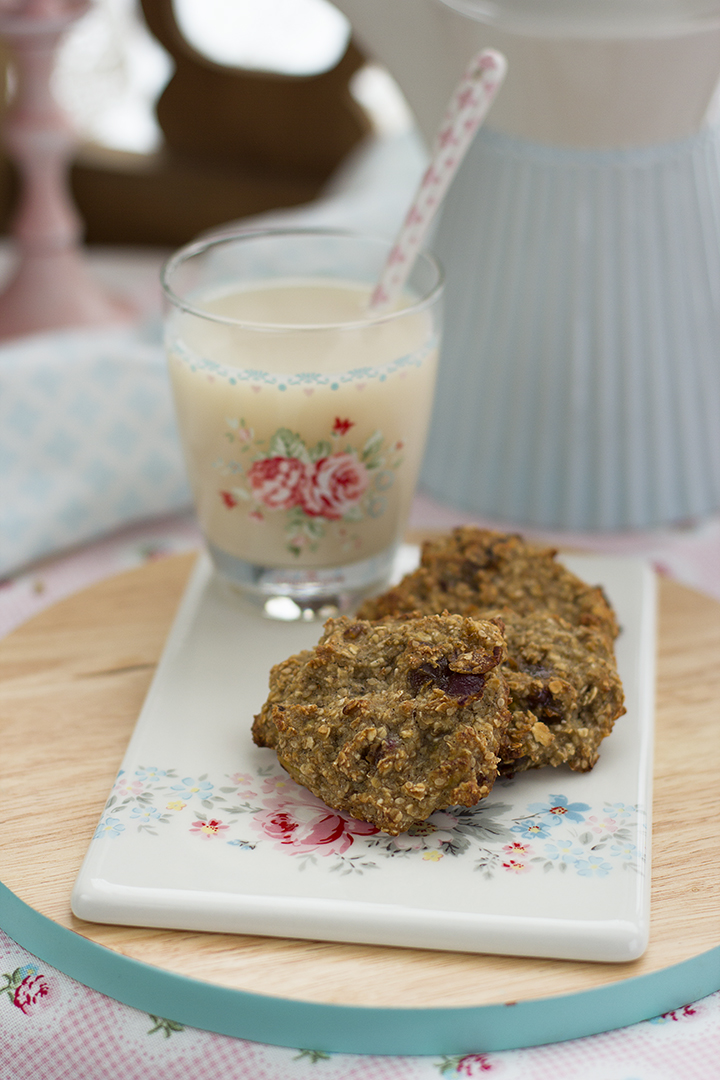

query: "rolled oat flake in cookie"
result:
(252, 613), (511, 835)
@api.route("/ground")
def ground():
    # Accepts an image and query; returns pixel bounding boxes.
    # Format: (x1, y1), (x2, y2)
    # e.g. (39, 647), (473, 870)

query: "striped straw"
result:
(369, 48), (507, 313)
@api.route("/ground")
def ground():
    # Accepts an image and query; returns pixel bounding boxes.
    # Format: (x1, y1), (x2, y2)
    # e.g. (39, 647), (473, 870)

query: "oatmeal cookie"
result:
(496, 610), (626, 773)
(252, 613), (511, 835)
(251, 649), (312, 750)
(357, 527), (619, 643)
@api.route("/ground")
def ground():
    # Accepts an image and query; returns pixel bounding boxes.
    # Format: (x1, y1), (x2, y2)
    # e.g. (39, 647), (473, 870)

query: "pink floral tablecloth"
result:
(0, 926), (717, 1080)
(1, 503), (719, 1079)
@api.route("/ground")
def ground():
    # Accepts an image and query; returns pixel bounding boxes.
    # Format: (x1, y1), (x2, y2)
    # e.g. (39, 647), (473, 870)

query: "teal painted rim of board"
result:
(1, 881), (718, 1057)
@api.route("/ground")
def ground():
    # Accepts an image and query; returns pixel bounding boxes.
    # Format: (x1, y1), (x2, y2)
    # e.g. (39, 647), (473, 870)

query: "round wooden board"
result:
(1, 550), (718, 1052)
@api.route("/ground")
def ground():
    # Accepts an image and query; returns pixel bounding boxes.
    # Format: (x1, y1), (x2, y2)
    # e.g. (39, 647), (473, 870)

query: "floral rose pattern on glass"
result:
(298, 452), (369, 520)
(214, 417), (403, 555)
(93, 768), (645, 880)
(246, 456), (306, 510)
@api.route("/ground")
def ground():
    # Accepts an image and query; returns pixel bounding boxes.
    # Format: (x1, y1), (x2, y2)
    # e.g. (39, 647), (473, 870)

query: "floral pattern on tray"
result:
(94, 764), (645, 880)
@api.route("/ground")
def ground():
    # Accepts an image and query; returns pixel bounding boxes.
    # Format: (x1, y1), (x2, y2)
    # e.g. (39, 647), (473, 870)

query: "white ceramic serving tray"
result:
(72, 548), (656, 963)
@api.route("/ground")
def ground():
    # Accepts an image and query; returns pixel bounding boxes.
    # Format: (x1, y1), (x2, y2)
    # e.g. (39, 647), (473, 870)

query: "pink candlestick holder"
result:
(0, 0), (132, 341)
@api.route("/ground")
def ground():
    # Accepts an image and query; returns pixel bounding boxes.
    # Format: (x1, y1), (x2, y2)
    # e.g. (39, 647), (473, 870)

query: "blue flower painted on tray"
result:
(170, 777), (214, 801)
(610, 841), (637, 858)
(135, 766), (167, 782)
(574, 856), (613, 878)
(526, 794), (591, 826)
(94, 816), (125, 839)
(130, 806), (162, 822)
(511, 819), (553, 840)
(544, 840), (585, 863)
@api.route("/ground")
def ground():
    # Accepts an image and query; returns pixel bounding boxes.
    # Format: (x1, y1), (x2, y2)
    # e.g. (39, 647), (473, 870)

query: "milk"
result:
(166, 279), (439, 569)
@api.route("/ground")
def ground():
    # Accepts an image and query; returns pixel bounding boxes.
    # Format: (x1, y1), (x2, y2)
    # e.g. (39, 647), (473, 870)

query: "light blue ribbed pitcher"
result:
(336, 0), (720, 529)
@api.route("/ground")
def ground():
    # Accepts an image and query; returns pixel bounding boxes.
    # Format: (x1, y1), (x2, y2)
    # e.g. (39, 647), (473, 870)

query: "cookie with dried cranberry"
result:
(496, 610), (626, 774)
(358, 527), (619, 644)
(252, 613), (511, 835)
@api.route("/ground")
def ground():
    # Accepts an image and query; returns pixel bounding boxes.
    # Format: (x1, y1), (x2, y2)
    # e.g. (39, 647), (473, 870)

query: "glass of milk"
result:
(161, 229), (444, 619)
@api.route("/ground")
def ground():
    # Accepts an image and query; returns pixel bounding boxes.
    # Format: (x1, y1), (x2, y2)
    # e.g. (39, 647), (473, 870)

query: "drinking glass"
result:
(161, 228), (443, 619)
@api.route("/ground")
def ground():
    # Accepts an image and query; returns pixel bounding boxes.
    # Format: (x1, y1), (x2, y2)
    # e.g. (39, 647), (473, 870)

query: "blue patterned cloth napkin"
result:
(0, 322), (192, 578)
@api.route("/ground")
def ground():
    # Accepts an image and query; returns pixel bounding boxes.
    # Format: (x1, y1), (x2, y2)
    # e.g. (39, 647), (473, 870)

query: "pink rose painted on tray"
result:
(215, 416), (402, 556)
(94, 764), (645, 880)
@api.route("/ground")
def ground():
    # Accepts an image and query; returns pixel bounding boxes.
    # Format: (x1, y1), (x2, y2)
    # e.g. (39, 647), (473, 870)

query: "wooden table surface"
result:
(1, 550), (718, 1010)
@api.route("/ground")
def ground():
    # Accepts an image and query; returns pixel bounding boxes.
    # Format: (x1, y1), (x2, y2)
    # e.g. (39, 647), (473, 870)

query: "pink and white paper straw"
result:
(369, 48), (507, 313)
